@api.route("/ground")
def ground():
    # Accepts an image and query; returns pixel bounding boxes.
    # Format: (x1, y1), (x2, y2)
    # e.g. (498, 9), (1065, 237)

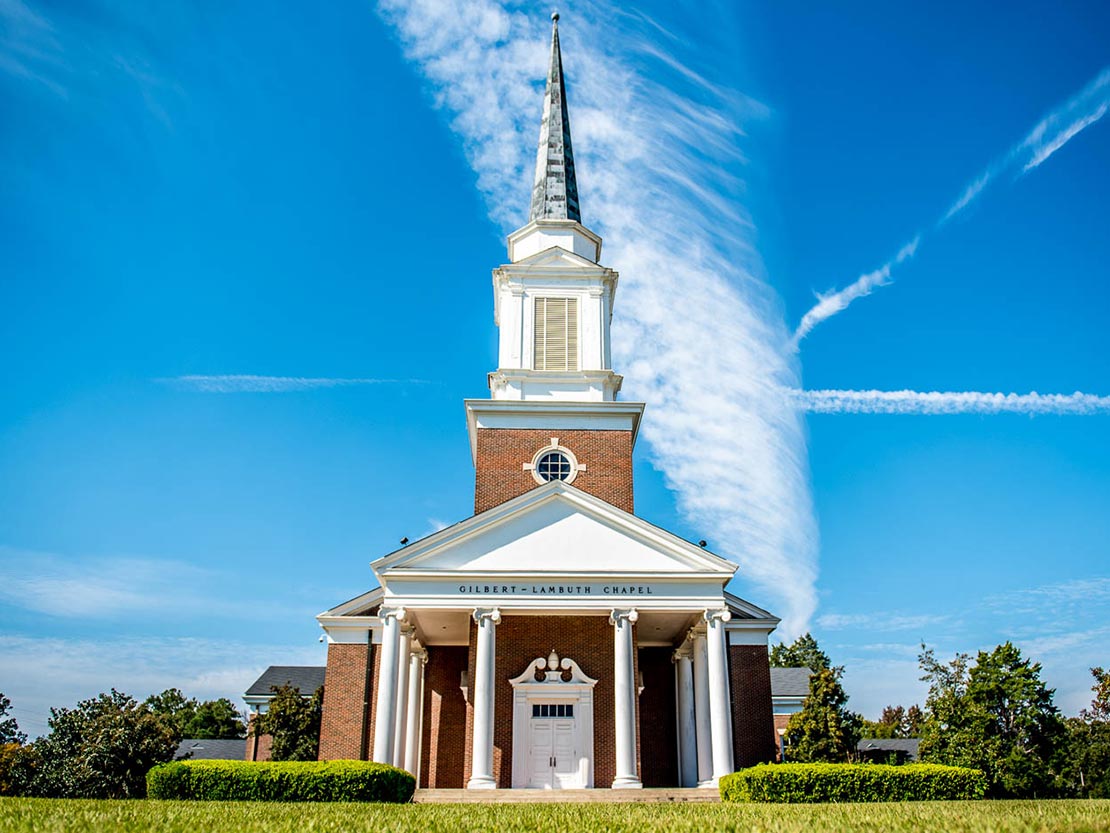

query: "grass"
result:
(2, 798), (1109, 833)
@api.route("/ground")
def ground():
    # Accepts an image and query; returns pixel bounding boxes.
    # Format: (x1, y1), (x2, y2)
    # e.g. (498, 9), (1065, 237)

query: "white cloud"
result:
(818, 612), (948, 632)
(793, 65), (1110, 344)
(160, 375), (424, 392)
(797, 389), (1110, 415)
(789, 237), (919, 349)
(376, 0), (818, 635)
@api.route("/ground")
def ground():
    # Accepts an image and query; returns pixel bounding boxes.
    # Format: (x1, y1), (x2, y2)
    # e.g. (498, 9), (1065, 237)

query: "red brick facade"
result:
(318, 641), (374, 760)
(245, 714), (272, 762)
(729, 644), (777, 768)
(474, 428), (634, 513)
(420, 646), (468, 788)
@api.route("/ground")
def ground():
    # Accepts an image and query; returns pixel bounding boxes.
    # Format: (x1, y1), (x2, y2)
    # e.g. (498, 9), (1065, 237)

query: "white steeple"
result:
(488, 14), (622, 403)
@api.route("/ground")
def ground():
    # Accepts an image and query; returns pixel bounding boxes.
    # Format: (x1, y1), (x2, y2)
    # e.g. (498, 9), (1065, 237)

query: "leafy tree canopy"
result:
(770, 632), (832, 673)
(861, 704), (924, 739)
(144, 689), (245, 740)
(0, 694), (25, 745)
(1058, 667), (1110, 798)
(251, 685), (322, 762)
(918, 642), (1065, 798)
(19, 689), (178, 798)
(783, 668), (862, 763)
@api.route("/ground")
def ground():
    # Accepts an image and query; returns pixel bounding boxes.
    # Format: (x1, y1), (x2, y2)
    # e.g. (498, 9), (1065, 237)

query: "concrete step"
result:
(412, 788), (720, 803)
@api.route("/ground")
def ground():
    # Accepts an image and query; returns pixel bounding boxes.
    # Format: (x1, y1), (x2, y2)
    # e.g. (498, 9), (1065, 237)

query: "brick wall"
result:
(729, 644), (777, 768)
(318, 641), (373, 760)
(460, 614), (628, 788)
(474, 428), (634, 513)
(637, 647), (677, 787)
(420, 646), (468, 788)
(245, 714), (272, 762)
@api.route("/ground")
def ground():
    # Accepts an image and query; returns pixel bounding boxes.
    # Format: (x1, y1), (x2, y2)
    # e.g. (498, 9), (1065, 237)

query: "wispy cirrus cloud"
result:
(789, 237), (919, 349)
(377, 0), (818, 635)
(818, 611), (949, 632)
(160, 374), (428, 393)
(797, 389), (1110, 415)
(0, 547), (234, 619)
(793, 65), (1110, 346)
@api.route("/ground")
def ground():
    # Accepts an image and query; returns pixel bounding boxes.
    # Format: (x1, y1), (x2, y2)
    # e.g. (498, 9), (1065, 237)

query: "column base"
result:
(611, 777), (643, 789)
(466, 776), (498, 790)
(697, 778), (718, 788)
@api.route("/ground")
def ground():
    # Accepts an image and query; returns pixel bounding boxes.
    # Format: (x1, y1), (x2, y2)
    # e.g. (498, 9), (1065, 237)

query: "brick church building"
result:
(284, 15), (779, 790)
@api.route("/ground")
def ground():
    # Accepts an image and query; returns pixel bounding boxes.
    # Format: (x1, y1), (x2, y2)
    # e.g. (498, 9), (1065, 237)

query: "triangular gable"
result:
(373, 480), (737, 579)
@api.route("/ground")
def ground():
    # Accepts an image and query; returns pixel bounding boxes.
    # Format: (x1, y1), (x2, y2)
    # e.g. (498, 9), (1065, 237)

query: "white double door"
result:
(527, 704), (581, 789)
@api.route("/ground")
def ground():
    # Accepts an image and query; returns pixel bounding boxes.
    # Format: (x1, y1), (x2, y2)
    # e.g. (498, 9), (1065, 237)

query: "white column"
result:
(371, 606), (405, 764)
(467, 607), (500, 789)
(705, 608), (734, 783)
(403, 648), (427, 777)
(692, 628), (713, 786)
(610, 608), (642, 789)
(673, 645), (698, 788)
(392, 625), (413, 766)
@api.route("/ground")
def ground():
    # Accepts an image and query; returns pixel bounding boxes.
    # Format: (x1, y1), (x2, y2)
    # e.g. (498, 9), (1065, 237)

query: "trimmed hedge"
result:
(720, 763), (987, 803)
(146, 760), (415, 803)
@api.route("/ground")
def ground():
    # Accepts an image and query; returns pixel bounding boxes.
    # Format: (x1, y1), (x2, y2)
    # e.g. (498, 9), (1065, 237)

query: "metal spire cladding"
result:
(529, 13), (581, 224)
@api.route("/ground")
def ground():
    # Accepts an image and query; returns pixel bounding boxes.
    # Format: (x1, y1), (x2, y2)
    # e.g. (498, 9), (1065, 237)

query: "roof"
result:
(770, 667), (813, 698)
(174, 738), (245, 760)
(857, 738), (921, 760)
(529, 14), (581, 223)
(244, 665), (326, 697)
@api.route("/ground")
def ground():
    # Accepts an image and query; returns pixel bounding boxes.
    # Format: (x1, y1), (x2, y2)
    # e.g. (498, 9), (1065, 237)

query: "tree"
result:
(861, 704), (924, 739)
(918, 642), (1065, 798)
(0, 694), (25, 745)
(783, 668), (862, 762)
(770, 632), (832, 673)
(23, 690), (178, 798)
(251, 685), (322, 762)
(1058, 667), (1110, 798)
(185, 698), (246, 739)
(145, 689), (245, 740)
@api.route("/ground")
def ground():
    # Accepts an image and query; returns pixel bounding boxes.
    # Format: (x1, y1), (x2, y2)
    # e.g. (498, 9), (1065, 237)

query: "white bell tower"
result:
(488, 14), (622, 404)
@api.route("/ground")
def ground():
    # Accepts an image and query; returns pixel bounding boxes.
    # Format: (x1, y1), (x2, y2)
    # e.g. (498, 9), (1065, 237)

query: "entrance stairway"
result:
(412, 788), (720, 803)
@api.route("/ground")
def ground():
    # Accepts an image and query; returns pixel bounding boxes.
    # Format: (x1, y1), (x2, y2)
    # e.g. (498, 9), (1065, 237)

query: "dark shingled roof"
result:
(175, 738), (246, 760)
(770, 667), (813, 697)
(245, 665), (326, 697)
(857, 738), (921, 761)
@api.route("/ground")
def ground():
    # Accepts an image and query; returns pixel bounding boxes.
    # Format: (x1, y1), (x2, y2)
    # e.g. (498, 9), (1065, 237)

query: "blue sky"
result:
(1, 0), (1108, 736)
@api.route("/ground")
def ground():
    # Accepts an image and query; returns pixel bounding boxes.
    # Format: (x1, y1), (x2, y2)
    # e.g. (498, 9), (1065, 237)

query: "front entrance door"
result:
(527, 703), (581, 788)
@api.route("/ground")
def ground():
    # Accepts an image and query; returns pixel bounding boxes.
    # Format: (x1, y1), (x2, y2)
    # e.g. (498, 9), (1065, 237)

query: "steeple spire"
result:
(529, 12), (581, 224)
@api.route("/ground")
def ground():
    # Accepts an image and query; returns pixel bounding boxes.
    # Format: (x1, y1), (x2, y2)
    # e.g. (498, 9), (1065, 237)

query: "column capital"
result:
(412, 647), (429, 664)
(609, 608), (639, 625)
(703, 608), (732, 626)
(672, 644), (693, 663)
(379, 606), (407, 623)
(472, 607), (502, 625)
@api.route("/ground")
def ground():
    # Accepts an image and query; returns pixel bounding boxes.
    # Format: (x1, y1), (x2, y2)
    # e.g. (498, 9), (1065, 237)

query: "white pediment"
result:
(373, 481), (736, 580)
(507, 245), (605, 271)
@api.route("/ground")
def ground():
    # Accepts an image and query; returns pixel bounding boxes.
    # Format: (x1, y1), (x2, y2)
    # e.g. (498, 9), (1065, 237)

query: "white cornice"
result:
(465, 399), (644, 462)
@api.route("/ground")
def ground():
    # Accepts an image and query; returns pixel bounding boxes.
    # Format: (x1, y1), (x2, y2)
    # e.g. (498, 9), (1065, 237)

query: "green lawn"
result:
(2, 798), (1109, 833)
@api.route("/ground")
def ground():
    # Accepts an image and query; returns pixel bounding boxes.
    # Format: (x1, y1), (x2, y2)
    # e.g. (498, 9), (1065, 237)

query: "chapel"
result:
(306, 15), (779, 789)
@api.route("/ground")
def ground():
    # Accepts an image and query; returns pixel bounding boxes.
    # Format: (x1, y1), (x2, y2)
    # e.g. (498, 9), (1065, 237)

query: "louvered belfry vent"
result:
(533, 297), (579, 372)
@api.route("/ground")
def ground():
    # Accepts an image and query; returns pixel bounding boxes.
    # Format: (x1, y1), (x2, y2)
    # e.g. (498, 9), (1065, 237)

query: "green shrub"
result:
(720, 763), (986, 803)
(146, 760), (415, 803)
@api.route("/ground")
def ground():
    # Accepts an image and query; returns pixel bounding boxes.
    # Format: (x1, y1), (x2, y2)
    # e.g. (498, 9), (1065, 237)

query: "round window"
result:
(534, 450), (573, 482)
